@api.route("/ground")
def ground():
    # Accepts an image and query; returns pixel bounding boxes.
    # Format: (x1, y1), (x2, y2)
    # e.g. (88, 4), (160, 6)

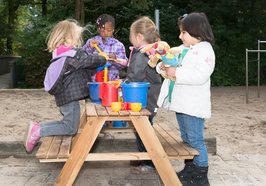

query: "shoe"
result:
(24, 121), (41, 153)
(180, 165), (210, 186)
(130, 164), (155, 174)
(177, 159), (195, 182)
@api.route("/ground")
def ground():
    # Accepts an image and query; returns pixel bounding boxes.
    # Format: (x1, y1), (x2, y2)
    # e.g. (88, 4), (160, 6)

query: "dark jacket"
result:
(126, 48), (162, 113)
(44, 48), (106, 106)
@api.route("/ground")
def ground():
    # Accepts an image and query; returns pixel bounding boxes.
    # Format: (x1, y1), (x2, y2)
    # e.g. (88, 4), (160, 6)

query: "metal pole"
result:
(155, 9), (160, 34)
(245, 49), (266, 103)
(246, 49), (249, 103)
(258, 40), (260, 97)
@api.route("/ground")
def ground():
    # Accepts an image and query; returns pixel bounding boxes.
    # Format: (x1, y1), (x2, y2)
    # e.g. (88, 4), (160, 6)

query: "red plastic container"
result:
(95, 71), (109, 82)
(99, 82), (119, 106)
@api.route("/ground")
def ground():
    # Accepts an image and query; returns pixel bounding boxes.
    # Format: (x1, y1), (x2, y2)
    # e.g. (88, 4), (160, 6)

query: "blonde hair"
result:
(130, 16), (160, 43)
(47, 19), (84, 52)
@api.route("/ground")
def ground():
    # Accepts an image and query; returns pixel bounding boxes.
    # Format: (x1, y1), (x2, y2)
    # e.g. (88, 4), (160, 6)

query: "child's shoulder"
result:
(107, 37), (125, 47)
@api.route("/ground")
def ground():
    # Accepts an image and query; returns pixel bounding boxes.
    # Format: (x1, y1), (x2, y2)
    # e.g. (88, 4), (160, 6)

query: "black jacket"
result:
(126, 48), (162, 113)
(44, 48), (106, 106)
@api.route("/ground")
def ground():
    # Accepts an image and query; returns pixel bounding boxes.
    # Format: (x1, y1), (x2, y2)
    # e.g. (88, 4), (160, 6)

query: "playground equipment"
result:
(246, 40), (266, 103)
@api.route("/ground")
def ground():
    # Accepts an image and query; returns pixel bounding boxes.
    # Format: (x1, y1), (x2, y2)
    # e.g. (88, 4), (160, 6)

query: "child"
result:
(83, 14), (128, 81)
(24, 19), (106, 153)
(157, 12), (215, 186)
(127, 16), (162, 173)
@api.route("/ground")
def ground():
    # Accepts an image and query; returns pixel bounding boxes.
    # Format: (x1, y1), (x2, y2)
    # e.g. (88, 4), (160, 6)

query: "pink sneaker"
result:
(24, 121), (41, 153)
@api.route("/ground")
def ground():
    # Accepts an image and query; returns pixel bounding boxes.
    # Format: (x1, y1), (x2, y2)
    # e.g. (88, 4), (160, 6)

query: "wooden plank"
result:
(101, 127), (135, 133)
(79, 106), (87, 129)
(169, 128), (199, 155)
(39, 152), (150, 163)
(154, 126), (179, 156)
(128, 110), (141, 116)
(130, 116), (181, 186)
(157, 122), (199, 155)
(71, 107), (87, 149)
(139, 109), (151, 116)
(86, 103), (97, 116)
(36, 137), (53, 159)
(154, 124), (190, 156)
(55, 117), (106, 186)
(105, 106), (119, 116)
(95, 104), (109, 116)
(46, 136), (63, 159)
(119, 110), (130, 116)
(104, 116), (131, 121)
(58, 136), (72, 158)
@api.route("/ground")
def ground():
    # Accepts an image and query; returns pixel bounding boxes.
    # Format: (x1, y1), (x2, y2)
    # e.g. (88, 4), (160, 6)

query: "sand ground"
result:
(0, 86), (266, 185)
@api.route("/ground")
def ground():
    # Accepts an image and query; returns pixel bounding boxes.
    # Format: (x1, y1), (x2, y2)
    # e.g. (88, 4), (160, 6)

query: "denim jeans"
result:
(40, 101), (80, 137)
(176, 112), (208, 167)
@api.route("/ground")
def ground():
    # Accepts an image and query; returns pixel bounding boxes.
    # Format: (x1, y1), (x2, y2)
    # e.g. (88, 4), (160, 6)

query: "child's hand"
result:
(108, 54), (117, 60)
(165, 67), (176, 77)
(159, 63), (167, 71)
(90, 40), (99, 47)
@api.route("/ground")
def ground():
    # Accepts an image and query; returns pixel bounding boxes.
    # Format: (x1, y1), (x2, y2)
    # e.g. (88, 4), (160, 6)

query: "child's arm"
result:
(111, 43), (128, 67)
(80, 50), (106, 69)
(82, 39), (97, 54)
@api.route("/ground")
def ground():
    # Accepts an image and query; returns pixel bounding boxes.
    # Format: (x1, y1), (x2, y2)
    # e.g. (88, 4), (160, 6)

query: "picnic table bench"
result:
(36, 102), (198, 186)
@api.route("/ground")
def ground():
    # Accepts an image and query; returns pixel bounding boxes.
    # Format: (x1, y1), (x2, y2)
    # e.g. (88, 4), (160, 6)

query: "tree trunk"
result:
(75, 0), (84, 25)
(6, 0), (14, 54)
(42, 0), (47, 17)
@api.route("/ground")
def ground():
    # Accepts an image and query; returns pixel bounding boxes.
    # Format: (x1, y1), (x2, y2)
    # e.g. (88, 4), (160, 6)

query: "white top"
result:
(157, 41), (215, 118)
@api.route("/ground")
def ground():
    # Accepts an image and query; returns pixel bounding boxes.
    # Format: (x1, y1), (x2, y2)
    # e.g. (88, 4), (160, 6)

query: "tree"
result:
(75, 0), (84, 25)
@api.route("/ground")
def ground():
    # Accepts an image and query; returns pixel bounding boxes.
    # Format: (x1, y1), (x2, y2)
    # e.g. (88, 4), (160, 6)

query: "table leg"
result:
(130, 116), (182, 186)
(55, 116), (106, 186)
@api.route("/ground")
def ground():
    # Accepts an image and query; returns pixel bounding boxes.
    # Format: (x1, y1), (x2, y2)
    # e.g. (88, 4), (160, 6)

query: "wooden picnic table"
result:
(53, 102), (182, 186)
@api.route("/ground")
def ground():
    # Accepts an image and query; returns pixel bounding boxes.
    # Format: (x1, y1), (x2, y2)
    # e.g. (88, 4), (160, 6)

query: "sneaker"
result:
(130, 164), (155, 174)
(24, 121), (41, 153)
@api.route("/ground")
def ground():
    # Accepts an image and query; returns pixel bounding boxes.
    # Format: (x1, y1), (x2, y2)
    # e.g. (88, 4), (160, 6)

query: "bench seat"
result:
(36, 105), (198, 162)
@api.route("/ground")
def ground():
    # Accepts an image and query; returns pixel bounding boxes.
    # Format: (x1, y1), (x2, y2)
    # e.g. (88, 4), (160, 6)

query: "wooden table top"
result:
(85, 102), (151, 117)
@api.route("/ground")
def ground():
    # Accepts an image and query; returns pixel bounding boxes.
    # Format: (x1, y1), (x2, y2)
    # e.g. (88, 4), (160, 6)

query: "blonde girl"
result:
(127, 16), (162, 173)
(24, 19), (106, 153)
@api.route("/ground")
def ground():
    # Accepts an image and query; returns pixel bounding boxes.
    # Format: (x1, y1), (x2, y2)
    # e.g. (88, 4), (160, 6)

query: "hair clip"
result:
(181, 14), (188, 19)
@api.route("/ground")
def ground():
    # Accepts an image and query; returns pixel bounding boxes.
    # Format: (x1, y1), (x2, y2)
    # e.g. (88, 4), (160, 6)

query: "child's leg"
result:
(40, 101), (80, 136)
(176, 112), (208, 167)
(176, 112), (210, 185)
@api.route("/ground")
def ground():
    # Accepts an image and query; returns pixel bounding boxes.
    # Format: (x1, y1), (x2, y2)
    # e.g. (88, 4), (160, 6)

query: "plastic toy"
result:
(141, 41), (182, 80)
(141, 41), (182, 68)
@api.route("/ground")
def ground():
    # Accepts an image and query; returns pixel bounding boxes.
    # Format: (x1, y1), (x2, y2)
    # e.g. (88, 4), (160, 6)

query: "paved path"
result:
(0, 137), (265, 186)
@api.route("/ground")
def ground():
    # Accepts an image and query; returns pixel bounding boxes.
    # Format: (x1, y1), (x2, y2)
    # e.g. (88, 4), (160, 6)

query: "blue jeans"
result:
(40, 101), (80, 137)
(176, 112), (208, 167)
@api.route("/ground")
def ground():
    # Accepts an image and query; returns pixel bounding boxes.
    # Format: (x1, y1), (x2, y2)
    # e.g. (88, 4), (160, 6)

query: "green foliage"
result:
(1, 0), (266, 87)
(16, 16), (51, 87)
